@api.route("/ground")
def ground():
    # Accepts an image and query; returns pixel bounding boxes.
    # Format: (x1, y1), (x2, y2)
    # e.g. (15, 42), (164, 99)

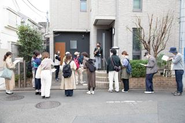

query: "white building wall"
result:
(50, 0), (90, 31)
(117, 0), (179, 58)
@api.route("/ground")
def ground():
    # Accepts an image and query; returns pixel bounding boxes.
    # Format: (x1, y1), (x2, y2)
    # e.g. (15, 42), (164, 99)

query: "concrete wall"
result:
(50, 0), (90, 31)
(116, 0), (179, 59)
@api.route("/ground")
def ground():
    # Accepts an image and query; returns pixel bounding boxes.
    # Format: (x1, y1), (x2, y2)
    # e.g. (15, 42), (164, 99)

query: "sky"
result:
(4, 0), (49, 22)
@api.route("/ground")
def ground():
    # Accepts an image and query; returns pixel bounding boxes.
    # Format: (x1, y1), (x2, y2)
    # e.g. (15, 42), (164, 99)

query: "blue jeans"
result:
(175, 70), (184, 93)
(145, 73), (154, 91)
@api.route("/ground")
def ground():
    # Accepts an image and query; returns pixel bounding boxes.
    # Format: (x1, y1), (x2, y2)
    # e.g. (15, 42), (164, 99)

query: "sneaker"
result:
(144, 91), (152, 94)
(87, 91), (91, 95)
(173, 92), (182, 96)
(115, 91), (119, 93)
(122, 89), (128, 93)
(108, 90), (113, 93)
(151, 91), (155, 94)
(91, 91), (95, 95)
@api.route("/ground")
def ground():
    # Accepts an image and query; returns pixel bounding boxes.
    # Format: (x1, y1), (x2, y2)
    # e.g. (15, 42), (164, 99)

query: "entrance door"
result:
(55, 42), (65, 65)
(97, 29), (112, 69)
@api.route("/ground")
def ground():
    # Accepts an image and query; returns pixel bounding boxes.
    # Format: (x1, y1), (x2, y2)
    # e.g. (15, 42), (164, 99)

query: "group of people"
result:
(1, 45), (184, 98)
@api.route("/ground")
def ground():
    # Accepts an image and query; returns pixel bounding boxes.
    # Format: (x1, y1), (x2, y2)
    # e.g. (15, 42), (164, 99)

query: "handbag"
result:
(111, 57), (121, 72)
(0, 67), (13, 80)
(35, 65), (42, 79)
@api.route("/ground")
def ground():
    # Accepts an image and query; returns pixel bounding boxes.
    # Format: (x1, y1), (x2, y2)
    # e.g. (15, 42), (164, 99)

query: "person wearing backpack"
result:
(107, 48), (121, 93)
(81, 52), (96, 95)
(54, 51), (61, 81)
(60, 53), (77, 97)
(120, 51), (131, 93)
(74, 52), (83, 85)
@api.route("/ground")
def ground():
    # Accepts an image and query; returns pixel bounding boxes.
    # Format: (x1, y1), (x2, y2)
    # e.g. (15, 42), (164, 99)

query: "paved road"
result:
(0, 90), (185, 123)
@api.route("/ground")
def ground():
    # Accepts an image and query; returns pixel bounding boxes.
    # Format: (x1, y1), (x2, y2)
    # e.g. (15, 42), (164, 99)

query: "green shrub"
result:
(130, 60), (148, 78)
(157, 54), (167, 69)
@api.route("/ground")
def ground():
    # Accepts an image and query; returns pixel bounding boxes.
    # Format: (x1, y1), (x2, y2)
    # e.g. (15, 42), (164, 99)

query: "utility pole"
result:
(179, 0), (185, 88)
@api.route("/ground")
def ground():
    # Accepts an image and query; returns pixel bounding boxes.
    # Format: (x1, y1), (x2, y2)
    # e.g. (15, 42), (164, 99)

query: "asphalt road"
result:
(0, 90), (185, 123)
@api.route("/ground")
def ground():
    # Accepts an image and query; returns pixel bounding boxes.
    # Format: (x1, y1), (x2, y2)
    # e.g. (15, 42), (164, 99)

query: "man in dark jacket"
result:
(107, 48), (121, 93)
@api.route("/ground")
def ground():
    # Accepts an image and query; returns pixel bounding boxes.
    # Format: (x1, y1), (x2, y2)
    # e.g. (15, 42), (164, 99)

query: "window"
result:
(132, 28), (141, 60)
(70, 40), (77, 49)
(80, 0), (87, 12)
(133, 0), (142, 12)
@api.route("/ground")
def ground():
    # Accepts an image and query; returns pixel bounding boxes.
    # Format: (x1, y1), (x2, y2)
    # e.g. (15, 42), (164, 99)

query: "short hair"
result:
(42, 52), (50, 59)
(122, 51), (128, 56)
(111, 48), (117, 55)
(81, 52), (89, 57)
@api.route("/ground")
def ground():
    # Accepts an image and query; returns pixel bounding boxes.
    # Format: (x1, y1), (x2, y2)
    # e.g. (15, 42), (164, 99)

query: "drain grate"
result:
(4, 94), (24, 101)
(35, 101), (61, 109)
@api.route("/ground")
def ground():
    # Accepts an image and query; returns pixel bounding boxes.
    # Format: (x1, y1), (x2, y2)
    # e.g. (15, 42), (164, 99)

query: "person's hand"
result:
(168, 57), (173, 61)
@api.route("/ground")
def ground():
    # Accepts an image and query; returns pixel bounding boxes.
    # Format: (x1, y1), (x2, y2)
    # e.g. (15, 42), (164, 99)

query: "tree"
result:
(17, 25), (43, 62)
(128, 13), (174, 58)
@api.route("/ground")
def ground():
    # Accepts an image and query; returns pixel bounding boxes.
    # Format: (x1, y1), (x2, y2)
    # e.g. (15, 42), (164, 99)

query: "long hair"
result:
(3, 52), (12, 61)
(65, 53), (72, 63)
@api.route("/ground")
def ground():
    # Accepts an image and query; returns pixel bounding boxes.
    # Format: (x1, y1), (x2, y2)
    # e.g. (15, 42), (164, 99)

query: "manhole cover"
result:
(4, 94), (24, 101)
(35, 101), (61, 109)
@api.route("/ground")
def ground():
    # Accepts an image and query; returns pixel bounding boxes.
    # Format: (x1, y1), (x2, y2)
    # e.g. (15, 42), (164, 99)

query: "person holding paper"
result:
(3, 52), (16, 95)
(143, 52), (158, 94)
(40, 52), (54, 99)
(169, 47), (184, 96)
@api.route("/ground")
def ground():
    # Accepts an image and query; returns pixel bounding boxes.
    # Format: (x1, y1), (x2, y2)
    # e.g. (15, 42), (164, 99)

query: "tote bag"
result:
(0, 67), (13, 80)
(35, 65), (42, 79)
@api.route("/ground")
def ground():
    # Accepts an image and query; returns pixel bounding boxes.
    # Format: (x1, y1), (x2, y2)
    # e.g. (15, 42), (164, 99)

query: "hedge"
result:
(130, 60), (148, 78)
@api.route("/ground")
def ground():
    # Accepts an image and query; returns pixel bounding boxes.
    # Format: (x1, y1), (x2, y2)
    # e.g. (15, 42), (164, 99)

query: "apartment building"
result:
(50, 0), (180, 66)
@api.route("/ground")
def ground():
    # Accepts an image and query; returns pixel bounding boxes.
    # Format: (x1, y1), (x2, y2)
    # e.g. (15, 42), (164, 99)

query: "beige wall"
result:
(50, 0), (90, 31)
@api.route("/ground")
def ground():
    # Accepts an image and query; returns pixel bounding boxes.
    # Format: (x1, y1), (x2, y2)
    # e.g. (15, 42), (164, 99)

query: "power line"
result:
(26, 0), (46, 13)
(21, 0), (46, 19)
(15, 0), (20, 11)
(12, 0), (19, 11)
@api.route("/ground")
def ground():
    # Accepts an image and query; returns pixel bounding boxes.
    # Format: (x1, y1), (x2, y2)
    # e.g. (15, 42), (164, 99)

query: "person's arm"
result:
(172, 55), (182, 64)
(107, 58), (110, 74)
(122, 59), (128, 67)
(6, 58), (15, 69)
(56, 56), (61, 61)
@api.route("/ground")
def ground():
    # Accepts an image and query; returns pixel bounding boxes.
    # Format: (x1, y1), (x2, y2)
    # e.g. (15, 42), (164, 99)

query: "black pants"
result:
(35, 78), (41, 90)
(122, 79), (129, 91)
(35, 69), (41, 90)
(65, 90), (73, 96)
(145, 74), (154, 91)
(54, 65), (60, 79)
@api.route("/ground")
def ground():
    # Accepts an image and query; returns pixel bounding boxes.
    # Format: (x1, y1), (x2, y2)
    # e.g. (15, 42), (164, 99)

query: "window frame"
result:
(132, 28), (142, 60)
(70, 40), (77, 50)
(80, 0), (87, 12)
(133, 0), (142, 12)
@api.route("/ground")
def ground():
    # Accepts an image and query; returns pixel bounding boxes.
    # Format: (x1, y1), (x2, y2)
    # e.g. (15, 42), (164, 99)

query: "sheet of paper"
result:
(51, 68), (56, 73)
(162, 55), (169, 61)
(140, 63), (146, 66)
(13, 60), (20, 65)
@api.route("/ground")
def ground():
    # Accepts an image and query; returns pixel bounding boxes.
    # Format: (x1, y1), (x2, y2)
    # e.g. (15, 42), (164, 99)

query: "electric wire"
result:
(21, 0), (46, 19)
(26, 0), (46, 13)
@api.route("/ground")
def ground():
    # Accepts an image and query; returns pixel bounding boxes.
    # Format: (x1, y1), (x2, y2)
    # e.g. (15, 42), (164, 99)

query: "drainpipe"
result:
(179, 0), (185, 88)
(115, 0), (119, 46)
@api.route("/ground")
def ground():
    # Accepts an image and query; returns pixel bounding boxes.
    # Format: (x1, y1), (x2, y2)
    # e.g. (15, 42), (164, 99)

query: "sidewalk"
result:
(0, 90), (185, 123)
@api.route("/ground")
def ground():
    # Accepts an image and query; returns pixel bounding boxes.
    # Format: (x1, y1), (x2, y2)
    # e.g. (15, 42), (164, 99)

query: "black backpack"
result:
(62, 61), (72, 78)
(86, 59), (96, 72)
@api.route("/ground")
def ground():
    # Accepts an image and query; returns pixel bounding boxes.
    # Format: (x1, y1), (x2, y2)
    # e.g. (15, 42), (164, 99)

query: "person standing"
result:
(107, 48), (121, 93)
(3, 52), (16, 95)
(40, 52), (53, 99)
(33, 51), (42, 95)
(94, 42), (103, 70)
(31, 54), (36, 88)
(74, 52), (84, 84)
(143, 52), (158, 94)
(54, 51), (61, 81)
(60, 53), (76, 97)
(169, 47), (184, 96)
(120, 51), (130, 93)
(82, 52), (96, 95)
